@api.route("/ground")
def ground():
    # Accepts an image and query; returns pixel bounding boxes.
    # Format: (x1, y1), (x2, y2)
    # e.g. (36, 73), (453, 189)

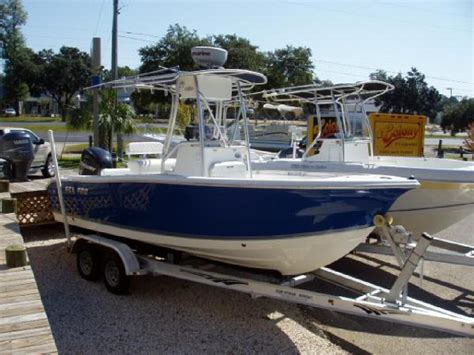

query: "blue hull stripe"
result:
(48, 181), (408, 240)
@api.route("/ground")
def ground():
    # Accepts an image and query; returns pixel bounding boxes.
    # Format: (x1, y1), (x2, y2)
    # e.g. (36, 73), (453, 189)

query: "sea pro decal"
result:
(180, 269), (249, 286)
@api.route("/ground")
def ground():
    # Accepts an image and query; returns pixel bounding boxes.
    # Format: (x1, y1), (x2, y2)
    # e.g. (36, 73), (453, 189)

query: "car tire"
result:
(42, 154), (55, 177)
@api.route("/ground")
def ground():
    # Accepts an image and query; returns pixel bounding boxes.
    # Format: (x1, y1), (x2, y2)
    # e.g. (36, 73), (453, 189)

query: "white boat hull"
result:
(253, 157), (474, 236)
(55, 213), (370, 275)
(389, 181), (474, 237)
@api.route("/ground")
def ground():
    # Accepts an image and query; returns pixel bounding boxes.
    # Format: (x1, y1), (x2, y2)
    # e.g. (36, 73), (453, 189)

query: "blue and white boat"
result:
(47, 49), (418, 275)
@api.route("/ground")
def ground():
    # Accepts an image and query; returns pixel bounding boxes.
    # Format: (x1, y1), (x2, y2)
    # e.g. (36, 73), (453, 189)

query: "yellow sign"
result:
(369, 113), (426, 157)
(306, 115), (339, 155)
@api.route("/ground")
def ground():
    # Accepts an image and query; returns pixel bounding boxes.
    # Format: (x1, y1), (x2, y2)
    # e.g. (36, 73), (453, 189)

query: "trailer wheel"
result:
(77, 245), (101, 281)
(103, 253), (130, 295)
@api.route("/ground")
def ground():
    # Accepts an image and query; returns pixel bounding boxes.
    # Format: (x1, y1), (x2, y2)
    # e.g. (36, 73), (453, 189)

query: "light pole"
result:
(446, 87), (453, 98)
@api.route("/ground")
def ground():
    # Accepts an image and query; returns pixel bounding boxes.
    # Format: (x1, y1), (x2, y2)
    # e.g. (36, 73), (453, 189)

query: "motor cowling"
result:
(79, 147), (113, 175)
(184, 125), (213, 141)
(0, 131), (34, 181)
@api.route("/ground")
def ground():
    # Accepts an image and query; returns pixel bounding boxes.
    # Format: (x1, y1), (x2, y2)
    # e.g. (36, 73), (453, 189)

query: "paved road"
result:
(0, 121), (167, 129)
(2, 121), (469, 146)
(1, 121), (167, 143)
(36, 131), (153, 143)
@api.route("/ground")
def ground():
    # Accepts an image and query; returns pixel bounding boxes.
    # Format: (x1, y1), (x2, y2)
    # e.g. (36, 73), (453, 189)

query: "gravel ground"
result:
(22, 215), (473, 354)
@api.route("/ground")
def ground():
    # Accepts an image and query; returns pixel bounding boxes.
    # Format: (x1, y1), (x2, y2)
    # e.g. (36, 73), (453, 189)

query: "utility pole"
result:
(111, 0), (123, 156)
(91, 37), (101, 147)
(111, 0), (118, 82)
(446, 87), (453, 98)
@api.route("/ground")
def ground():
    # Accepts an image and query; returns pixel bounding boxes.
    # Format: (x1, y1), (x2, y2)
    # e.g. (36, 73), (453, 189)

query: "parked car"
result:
(2, 108), (16, 117)
(0, 127), (54, 177)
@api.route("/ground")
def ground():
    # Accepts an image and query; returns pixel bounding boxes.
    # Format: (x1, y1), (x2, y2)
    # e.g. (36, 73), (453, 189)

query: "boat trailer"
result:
(67, 214), (473, 337)
(355, 215), (474, 268)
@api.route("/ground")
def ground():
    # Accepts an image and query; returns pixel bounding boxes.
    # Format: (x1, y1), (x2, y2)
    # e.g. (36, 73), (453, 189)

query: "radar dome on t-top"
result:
(191, 47), (228, 68)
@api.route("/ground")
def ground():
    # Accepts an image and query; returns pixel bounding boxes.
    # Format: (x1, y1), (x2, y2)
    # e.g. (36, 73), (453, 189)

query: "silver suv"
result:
(0, 127), (54, 177)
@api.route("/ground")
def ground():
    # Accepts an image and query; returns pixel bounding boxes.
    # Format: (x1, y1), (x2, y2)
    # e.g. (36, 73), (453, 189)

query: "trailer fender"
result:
(72, 235), (142, 275)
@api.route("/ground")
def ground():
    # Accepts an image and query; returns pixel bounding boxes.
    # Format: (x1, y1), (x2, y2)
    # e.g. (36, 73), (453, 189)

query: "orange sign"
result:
(306, 115), (339, 155)
(369, 113), (426, 157)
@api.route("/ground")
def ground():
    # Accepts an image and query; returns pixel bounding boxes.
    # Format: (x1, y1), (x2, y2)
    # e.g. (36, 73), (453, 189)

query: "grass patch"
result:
(63, 143), (89, 154)
(59, 157), (81, 169)
(143, 127), (168, 134)
(30, 125), (89, 133)
(0, 116), (61, 123)
(425, 134), (466, 139)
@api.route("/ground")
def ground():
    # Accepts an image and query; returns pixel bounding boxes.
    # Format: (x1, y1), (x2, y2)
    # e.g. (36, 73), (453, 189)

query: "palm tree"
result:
(98, 89), (136, 152)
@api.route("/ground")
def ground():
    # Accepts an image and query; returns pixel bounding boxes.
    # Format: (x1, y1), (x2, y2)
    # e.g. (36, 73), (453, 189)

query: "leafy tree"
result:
(212, 34), (265, 71)
(102, 66), (138, 82)
(369, 68), (441, 119)
(314, 76), (333, 86)
(139, 24), (210, 73)
(136, 25), (316, 116)
(263, 46), (314, 89)
(441, 98), (474, 134)
(0, 0), (29, 114)
(36, 46), (91, 121)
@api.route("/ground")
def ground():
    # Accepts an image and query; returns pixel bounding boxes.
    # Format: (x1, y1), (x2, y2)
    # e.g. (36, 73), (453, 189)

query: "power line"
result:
(315, 59), (473, 85)
(315, 68), (473, 94)
(118, 35), (155, 43)
(284, 0), (472, 34)
(93, 0), (107, 37)
(376, 1), (470, 19)
(112, 29), (472, 87)
(119, 30), (160, 39)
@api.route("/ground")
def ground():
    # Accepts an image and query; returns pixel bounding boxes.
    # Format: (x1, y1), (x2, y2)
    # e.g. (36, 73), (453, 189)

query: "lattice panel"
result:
(123, 185), (153, 212)
(12, 191), (55, 226)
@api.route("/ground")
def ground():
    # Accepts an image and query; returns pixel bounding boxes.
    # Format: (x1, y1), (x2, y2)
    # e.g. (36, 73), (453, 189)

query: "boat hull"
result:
(53, 212), (372, 275)
(48, 178), (406, 274)
(254, 159), (474, 236)
(389, 181), (474, 237)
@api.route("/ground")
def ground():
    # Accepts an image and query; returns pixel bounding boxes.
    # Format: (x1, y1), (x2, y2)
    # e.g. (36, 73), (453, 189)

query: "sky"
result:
(21, 0), (473, 97)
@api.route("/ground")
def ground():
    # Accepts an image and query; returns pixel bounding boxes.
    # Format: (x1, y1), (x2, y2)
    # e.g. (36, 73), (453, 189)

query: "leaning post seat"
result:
(126, 141), (164, 158)
(127, 158), (176, 174)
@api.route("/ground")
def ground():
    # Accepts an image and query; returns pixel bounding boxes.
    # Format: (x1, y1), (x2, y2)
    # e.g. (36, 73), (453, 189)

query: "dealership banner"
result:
(369, 113), (426, 157)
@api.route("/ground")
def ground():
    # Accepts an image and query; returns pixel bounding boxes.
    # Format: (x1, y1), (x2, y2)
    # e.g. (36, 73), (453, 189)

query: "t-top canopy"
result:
(262, 80), (394, 104)
(86, 68), (267, 101)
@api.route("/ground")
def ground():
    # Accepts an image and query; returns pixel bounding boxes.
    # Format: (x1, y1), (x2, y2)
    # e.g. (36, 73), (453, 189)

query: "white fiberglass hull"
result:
(389, 181), (474, 237)
(55, 213), (370, 275)
(253, 157), (474, 236)
(365, 157), (474, 236)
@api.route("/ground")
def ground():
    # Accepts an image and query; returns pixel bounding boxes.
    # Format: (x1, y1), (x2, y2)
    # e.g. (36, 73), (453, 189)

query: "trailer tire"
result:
(77, 245), (101, 281)
(103, 253), (130, 295)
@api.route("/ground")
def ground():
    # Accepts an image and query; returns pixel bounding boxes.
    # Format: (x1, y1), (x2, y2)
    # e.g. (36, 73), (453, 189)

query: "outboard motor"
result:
(184, 125), (213, 141)
(79, 147), (113, 175)
(0, 131), (34, 182)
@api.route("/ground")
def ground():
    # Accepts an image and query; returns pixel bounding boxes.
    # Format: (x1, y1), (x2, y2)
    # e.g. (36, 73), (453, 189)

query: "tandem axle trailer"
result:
(67, 219), (474, 337)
